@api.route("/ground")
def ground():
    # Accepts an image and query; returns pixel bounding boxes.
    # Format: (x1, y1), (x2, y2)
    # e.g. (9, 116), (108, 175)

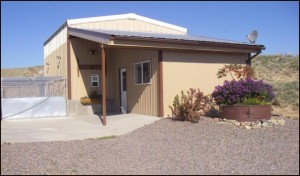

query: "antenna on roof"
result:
(246, 30), (258, 43)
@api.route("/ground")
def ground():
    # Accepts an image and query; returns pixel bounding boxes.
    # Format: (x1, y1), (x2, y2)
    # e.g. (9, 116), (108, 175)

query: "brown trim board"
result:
(67, 33), (72, 100)
(101, 44), (107, 126)
(158, 50), (164, 117)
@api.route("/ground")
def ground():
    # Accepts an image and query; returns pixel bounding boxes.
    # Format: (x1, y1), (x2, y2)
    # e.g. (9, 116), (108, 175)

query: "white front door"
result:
(120, 68), (127, 113)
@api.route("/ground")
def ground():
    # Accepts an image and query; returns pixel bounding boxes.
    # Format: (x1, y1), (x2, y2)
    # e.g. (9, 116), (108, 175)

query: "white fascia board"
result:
(67, 13), (187, 34)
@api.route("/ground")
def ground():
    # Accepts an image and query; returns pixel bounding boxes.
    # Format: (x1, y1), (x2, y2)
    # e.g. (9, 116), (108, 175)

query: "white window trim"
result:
(91, 74), (99, 87)
(134, 60), (151, 85)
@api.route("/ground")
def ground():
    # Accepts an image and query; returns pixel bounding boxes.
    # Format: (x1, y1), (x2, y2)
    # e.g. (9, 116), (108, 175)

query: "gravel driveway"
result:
(1, 117), (299, 175)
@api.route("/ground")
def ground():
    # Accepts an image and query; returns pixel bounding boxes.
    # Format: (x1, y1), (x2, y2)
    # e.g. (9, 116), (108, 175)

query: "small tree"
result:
(169, 88), (210, 122)
(217, 64), (256, 80)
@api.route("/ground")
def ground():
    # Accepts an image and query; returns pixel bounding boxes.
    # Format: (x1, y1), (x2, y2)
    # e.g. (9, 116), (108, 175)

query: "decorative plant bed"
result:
(220, 105), (271, 122)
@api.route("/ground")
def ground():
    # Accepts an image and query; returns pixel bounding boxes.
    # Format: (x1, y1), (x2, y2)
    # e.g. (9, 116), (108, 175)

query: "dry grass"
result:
(1, 65), (44, 77)
(252, 54), (299, 119)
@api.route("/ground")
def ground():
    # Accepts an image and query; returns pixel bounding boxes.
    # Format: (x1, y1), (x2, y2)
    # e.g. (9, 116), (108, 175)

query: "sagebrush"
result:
(169, 88), (210, 122)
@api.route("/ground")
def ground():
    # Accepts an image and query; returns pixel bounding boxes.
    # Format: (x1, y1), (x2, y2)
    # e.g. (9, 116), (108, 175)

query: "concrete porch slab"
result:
(1, 114), (161, 144)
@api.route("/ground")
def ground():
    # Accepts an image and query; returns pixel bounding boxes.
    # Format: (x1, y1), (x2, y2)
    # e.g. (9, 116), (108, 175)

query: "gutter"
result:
(246, 45), (265, 65)
(115, 35), (263, 51)
(246, 52), (261, 65)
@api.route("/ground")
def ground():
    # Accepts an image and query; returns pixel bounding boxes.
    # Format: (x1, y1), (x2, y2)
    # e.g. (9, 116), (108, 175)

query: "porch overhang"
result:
(68, 27), (111, 45)
(68, 27), (265, 54)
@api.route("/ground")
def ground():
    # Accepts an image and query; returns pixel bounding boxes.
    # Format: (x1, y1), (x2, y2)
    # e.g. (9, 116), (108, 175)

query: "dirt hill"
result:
(252, 54), (299, 119)
(1, 65), (44, 77)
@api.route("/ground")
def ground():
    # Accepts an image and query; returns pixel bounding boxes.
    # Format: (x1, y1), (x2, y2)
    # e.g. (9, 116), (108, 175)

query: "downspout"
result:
(246, 45), (265, 66)
(246, 51), (261, 66)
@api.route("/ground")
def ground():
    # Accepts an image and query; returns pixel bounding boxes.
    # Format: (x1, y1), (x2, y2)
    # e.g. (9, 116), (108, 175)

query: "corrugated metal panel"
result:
(69, 18), (185, 35)
(162, 50), (248, 117)
(67, 13), (187, 34)
(113, 48), (158, 116)
(44, 42), (67, 78)
(68, 28), (264, 47)
(44, 26), (67, 58)
(2, 97), (66, 119)
(69, 38), (115, 100)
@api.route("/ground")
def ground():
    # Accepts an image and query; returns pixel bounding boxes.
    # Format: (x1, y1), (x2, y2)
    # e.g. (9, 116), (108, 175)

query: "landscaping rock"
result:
(262, 122), (268, 127)
(217, 115), (286, 129)
(251, 121), (262, 128)
(277, 119), (285, 125)
(244, 125), (252, 130)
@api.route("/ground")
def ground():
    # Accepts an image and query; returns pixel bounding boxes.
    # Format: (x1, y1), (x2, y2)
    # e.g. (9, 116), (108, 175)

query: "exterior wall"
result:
(44, 43), (67, 77)
(69, 38), (114, 100)
(44, 26), (67, 77)
(162, 50), (248, 117)
(69, 19), (185, 35)
(113, 48), (159, 116)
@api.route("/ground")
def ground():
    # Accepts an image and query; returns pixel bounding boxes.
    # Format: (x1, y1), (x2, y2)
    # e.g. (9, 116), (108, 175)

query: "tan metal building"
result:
(44, 13), (265, 122)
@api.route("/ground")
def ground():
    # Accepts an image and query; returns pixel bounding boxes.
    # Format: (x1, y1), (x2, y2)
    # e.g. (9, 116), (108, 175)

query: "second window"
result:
(134, 60), (151, 85)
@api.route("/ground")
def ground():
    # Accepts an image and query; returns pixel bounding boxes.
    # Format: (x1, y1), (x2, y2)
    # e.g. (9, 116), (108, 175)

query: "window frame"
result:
(91, 74), (99, 87)
(134, 60), (151, 85)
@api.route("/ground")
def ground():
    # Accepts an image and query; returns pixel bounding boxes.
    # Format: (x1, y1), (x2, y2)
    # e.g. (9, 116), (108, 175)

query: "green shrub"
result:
(238, 98), (268, 105)
(169, 88), (209, 122)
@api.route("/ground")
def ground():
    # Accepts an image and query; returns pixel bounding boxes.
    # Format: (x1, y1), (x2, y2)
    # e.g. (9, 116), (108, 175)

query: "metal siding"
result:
(44, 27), (67, 58)
(44, 26), (67, 80)
(69, 19), (184, 35)
(69, 38), (114, 100)
(113, 48), (158, 116)
(44, 42), (67, 78)
(162, 50), (248, 117)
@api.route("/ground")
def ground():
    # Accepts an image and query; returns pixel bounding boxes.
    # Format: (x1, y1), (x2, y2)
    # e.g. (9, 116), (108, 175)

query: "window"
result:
(91, 74), (99, 87)
(134, 60), (151, 84)
(121, 71), (127, 91)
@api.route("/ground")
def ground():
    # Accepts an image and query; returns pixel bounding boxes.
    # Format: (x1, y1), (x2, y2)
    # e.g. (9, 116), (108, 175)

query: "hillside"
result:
(252, 55), (299, 119)
(1, 65), (44, 77)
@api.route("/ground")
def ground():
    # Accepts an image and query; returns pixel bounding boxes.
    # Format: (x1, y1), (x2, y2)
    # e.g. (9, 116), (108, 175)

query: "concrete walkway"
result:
(1, 114), (161, 144)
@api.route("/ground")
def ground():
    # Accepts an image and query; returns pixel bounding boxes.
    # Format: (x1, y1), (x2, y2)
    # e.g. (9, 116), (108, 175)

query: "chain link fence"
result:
(1, 76), (66, 98)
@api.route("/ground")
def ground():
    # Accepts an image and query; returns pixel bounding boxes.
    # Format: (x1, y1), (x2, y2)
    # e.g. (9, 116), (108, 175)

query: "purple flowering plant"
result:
(212, 66), (275, 105)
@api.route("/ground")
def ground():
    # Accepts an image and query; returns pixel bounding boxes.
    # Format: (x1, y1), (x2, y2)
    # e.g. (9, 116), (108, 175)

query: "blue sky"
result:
(1, 1), (299, 68)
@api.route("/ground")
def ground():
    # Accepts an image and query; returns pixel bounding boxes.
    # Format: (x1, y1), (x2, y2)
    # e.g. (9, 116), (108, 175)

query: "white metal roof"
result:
(67, 13), (187, 33)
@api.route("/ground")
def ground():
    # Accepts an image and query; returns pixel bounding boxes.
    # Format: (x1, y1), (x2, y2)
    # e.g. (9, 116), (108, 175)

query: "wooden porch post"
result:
(100, 44), (107, 126)
(158, 50), (164, 117)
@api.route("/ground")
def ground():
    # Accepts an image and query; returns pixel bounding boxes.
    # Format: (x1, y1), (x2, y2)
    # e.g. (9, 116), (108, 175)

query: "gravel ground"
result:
(1, 117), (299, 175)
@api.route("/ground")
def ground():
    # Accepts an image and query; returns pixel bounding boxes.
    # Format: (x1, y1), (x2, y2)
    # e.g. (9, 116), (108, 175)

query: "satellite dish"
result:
(246, 30), (258, 43)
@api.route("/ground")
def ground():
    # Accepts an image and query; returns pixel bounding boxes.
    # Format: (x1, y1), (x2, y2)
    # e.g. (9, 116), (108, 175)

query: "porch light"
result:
(89, 49), (97, 55)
